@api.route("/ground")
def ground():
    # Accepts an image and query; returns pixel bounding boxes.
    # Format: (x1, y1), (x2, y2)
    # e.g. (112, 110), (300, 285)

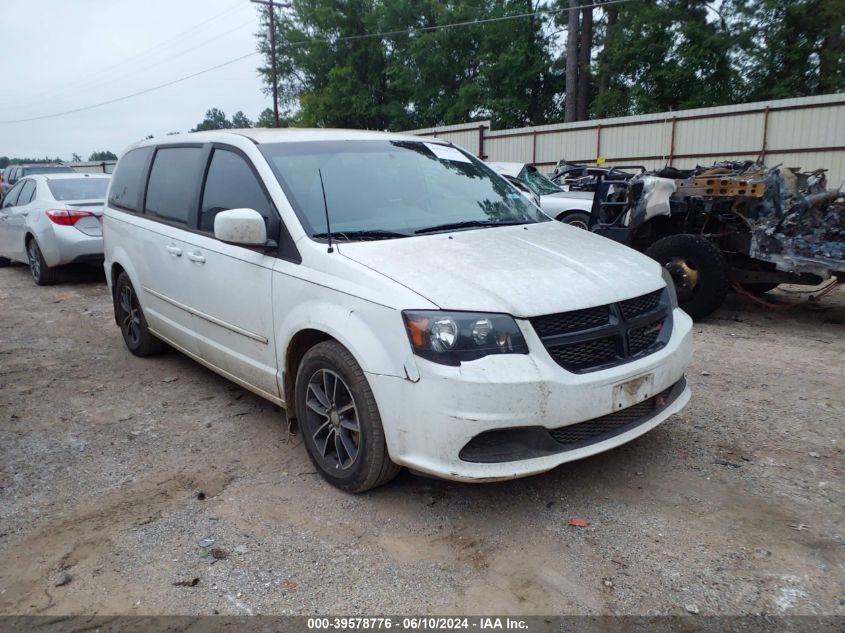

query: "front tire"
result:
(0, 256), (10, 268)
(114, 272), (167, 356)
(26, 238), (59, 286)
(645, 234), (729, 320)
(295, 340), (400, 493)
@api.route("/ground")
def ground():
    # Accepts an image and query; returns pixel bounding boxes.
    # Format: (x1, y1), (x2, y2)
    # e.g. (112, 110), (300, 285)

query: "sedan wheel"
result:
(26, 239), (58, 285)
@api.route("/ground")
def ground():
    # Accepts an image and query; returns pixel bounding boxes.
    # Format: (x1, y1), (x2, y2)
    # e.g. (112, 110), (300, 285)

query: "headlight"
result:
(402, 311), (529, 365)
(661, 267), (679, 309)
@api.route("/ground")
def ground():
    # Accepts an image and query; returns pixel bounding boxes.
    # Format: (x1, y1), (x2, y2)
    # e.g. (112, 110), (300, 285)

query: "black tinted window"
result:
(200, 149), (275, 233)
(109, 147), (152, 212)
(145, 147), (203, 224)
(18, 180), (36, 204)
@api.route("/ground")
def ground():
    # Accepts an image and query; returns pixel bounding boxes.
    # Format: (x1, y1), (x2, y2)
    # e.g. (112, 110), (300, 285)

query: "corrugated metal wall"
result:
(403, 93), (845, 184)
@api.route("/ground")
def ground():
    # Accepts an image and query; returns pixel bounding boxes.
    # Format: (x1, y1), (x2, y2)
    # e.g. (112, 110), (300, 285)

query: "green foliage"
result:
(250, 0), (842, 127)
(88, 151), (118, 161)
(191, 107), (235, 131)
(256, 0), (563, 129)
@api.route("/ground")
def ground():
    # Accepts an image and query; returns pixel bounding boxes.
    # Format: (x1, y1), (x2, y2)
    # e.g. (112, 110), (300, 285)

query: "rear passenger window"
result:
(2, 181), (24, 207)
(109, 147), (152, 212)
(18, 180), (36, 204)
(144, 147), (203, 225)
(200, 149), (276, 234)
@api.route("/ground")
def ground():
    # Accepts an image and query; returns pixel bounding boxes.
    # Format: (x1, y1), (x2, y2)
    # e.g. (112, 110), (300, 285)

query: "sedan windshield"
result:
(260, 140), (547, 239)
(519, 166), (563, 196)
(47, 178), (110, 201)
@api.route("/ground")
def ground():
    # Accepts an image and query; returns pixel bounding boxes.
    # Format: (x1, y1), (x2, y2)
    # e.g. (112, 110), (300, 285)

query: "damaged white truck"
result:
(588, 161), (844, 319)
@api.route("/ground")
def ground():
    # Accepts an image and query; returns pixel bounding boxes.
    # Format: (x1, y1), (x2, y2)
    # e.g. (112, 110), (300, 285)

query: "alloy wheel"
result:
(304, 369), (360, 470)
(118, 285), (142, 348)
(27, 241), (41, 282)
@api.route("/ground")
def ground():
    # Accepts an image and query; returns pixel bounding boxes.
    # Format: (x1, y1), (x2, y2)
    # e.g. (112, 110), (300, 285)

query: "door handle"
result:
(20, 211), (28, 216)
(186, 251), (206, 264)
(165, 245), (182, 257)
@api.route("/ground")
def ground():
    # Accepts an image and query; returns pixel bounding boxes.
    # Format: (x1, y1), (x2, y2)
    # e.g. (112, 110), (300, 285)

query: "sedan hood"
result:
(338, 222), (664, 317)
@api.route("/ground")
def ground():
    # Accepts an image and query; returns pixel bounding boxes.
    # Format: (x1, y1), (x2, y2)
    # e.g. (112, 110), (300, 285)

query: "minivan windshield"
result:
(519, 166), (563, 196)
(260, 140), (548, 240)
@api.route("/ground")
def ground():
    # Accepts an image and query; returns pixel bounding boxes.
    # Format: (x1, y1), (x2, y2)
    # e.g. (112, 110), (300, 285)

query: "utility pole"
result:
(250, 0), (291, 128)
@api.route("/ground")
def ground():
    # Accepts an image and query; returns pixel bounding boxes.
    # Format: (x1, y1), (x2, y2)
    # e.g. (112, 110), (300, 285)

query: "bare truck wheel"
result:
(646, 234), (729, 320)
(113, 272), (167, 356)
(295, 340), (400, 493)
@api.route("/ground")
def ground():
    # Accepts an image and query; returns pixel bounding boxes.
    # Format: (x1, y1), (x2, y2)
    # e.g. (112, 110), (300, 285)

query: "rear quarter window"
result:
(144, 147), (204, 225)
(108, 147), (153, 212)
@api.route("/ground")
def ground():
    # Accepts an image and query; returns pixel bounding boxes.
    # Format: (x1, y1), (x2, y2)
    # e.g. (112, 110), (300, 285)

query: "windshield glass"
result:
(519, 166), (562, 196)
(47, 178), (110, 201)
(259, 140), (547, 238)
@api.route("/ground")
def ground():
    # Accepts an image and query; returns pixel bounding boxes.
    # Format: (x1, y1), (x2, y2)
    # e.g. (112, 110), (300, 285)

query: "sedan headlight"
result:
(662, 266), (679, 309)
(402, 311), (529, 365)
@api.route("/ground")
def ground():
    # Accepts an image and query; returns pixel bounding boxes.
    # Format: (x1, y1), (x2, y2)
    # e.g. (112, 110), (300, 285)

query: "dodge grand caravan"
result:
(103, 129), (693, 492)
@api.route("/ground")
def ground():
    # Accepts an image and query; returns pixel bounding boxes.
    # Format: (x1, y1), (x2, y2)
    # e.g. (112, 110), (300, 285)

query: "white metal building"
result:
(404, 93), (845, 185)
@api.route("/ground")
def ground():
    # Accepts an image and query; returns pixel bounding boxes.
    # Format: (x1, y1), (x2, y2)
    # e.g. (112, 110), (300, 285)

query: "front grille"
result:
(550, 384), (674, 445)
(628, 320), (664, 355)
(547, 336), (617, 370)
(530, 305), (609, 336)
(620, 289), (662, 319)
(530, 288), (671, 373)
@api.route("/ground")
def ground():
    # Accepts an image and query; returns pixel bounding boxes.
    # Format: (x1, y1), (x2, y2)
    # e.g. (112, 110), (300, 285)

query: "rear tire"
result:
(558, 211), (591, 230)
(295, 340), (400, 493)
(26, 238), (59, 286)
(0, 256), (10, 267)
(114, 272), (167, 356)
(645, 234), (729, 320)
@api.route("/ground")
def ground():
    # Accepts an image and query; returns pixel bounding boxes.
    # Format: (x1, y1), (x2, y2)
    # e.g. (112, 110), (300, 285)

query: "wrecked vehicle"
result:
(488, 161), (594, 228)
(104, 129), (693, 492)
(588, 160), (844, 319)
(549, 160), (645, 192)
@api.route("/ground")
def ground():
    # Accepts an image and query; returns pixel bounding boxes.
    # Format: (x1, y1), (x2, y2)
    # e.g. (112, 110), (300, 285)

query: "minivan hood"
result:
(338, 222), (664, 317)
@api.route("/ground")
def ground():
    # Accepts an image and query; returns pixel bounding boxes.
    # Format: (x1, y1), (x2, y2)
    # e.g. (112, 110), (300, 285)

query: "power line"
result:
(0, 0), (633, 125)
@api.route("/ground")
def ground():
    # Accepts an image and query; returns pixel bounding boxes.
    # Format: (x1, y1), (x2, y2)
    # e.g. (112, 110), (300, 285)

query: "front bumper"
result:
(367, 307), (693, 482)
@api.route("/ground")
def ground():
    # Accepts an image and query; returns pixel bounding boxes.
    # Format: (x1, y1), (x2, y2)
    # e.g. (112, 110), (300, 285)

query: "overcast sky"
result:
(0, 0), (269, 160)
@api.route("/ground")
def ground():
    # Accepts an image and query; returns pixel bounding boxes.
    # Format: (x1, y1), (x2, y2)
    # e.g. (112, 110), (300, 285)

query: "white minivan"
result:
(103, 129), (693, 492)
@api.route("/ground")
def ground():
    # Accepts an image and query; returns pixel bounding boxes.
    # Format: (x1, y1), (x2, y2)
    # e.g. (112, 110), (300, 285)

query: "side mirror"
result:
(213, 208), (267, 246)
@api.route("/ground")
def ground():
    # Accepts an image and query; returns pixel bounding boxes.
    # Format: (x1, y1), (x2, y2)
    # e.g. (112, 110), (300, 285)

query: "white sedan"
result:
(488, 161), (594, 229)
(0, 173), (110, 285)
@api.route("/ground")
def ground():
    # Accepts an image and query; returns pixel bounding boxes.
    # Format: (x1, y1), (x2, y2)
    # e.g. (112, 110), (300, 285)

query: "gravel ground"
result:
(0, 263), (842, 616)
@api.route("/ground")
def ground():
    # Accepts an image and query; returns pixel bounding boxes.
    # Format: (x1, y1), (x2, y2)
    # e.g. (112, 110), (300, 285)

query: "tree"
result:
(256, 108), (276, 127)
(88, 151), (117, 161)
(191, 108), (234, 131)
(231, 110), (253, 128)
(72, 153), (82, 162)
(255, 0), (562, 130)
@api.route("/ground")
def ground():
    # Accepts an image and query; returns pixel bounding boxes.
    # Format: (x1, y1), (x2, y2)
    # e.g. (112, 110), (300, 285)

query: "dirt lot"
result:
(0, 263), (842, 617)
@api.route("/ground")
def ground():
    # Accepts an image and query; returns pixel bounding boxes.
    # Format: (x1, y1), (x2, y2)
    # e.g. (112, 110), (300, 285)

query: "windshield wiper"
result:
(312, 229), (409, 242)
(414, 220), (529, 235)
